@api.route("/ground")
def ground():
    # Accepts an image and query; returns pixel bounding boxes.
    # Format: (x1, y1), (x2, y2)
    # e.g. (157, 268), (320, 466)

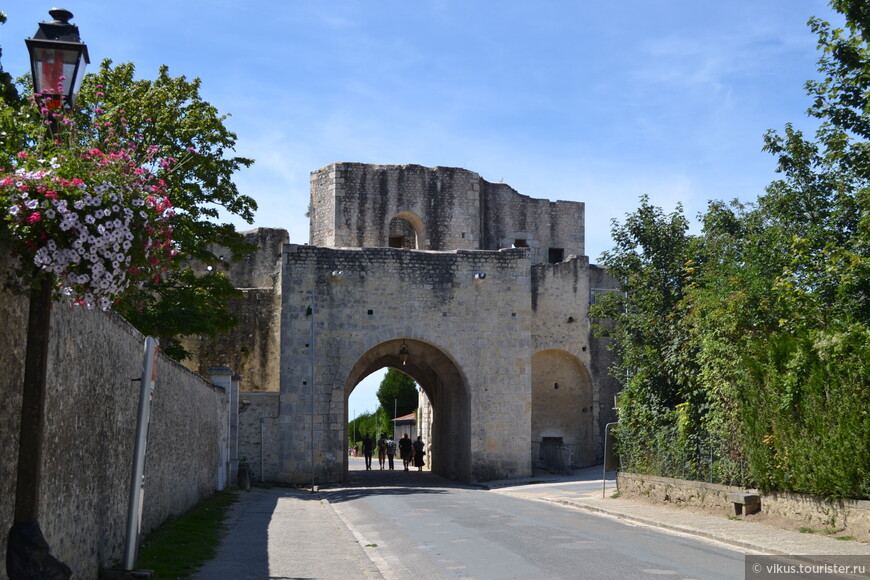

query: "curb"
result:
(548, 498), (790, 555)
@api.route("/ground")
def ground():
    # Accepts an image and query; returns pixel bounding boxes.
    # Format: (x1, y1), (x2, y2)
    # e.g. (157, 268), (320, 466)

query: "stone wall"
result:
(617, 473), (870, 539)
(308, 163), (585, 262)
(0, 261), (227, 577)
(482, 182), (584, 263)
(182, 228), (287, 391)
(310, 163), (482, 251)
(280, 244), (532, 483)
(530, 258), (596, 465)
(587, 264), (621, 431)
(237, 392), (281, 482)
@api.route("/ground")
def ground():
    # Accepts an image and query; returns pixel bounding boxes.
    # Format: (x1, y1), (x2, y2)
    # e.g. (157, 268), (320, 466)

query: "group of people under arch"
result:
(360, 433), (426, 471)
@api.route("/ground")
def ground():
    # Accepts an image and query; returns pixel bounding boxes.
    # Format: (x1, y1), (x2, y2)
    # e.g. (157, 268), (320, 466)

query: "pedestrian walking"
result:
(413, 435), (426, 471)
(386, 434), (396, 470)
(377, 433), (387, 469)
(362, 433), (374, 470)
(398, 433), (413, 471)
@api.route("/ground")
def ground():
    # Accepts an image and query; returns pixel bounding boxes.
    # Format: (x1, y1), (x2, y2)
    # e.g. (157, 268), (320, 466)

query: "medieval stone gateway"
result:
(189, 162), (620, 485)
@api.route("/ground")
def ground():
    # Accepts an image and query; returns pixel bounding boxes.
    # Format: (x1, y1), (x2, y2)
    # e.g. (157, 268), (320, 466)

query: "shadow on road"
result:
(322, 460), (471, 503)
(316, 459), (613, 504)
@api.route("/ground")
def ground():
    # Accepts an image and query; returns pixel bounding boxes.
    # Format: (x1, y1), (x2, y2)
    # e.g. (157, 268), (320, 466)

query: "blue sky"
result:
(3, 1), (839, 417)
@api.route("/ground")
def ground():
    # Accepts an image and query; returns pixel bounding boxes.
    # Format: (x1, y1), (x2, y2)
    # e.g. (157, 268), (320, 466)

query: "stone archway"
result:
(345, 338), (471, 482)
(387, 211), (426, 249)
(531, 349), (595, 466)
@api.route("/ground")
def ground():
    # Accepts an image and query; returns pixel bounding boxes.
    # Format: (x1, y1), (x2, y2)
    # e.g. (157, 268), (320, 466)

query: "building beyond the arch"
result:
(186, 162), (621, 484)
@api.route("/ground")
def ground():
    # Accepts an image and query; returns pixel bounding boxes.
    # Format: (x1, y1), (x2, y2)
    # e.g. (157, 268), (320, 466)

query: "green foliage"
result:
(741, 328), (869, 497)
(376, 368), (418, 418)
(0, 60), (257, 359)
(0, 12), (19, 107)
(600, 2), (869, 499)
(73, 61), (256, 359)
(136, 490), (238, 578)
(347, 409), (393, 448)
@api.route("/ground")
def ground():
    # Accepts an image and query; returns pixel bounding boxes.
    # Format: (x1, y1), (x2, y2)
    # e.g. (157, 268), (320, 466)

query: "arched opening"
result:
(344, 338), (471, 482)
(531, 349), (595, 468)
(387, 211), (426, 249)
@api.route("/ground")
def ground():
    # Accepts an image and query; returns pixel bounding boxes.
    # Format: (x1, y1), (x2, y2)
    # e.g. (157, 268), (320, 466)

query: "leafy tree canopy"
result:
(0, 59), (257, 359)
(594, 0), (870, 498)
(376, 368), (418, 419)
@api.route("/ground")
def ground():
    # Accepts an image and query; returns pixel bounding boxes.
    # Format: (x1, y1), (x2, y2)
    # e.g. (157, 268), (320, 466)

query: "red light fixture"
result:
(25, 8), (90, 110)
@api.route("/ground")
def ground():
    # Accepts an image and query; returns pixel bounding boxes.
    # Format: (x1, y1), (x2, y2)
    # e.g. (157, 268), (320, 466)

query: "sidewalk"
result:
(192, 485), (382, 579)
(194, 461), (869, 578)
(483, 466), (870, 557)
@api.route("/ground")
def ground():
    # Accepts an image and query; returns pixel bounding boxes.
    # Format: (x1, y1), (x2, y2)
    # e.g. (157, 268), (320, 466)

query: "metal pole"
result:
(603, 422), (618, 499)
(260, 417), (265, 482)
(123, 337), (159, 570)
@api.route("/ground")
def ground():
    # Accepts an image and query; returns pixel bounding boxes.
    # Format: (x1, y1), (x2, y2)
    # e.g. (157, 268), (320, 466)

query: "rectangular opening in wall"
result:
(513, 239), (528, 248)
(367, 309), (374, 316)
(548, 248), (564, 263)
(388, 235), (404, 248)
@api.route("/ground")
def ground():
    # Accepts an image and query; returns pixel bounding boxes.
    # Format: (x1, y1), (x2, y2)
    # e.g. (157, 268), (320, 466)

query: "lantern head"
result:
(25, 8), (90, 110)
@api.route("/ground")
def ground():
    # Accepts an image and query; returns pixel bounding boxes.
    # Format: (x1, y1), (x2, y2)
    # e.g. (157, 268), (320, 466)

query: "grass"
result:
(134, 489), (239, 579)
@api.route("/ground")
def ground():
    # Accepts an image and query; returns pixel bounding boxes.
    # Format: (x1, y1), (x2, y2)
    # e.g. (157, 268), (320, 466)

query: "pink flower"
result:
(27, 212), (41, 223)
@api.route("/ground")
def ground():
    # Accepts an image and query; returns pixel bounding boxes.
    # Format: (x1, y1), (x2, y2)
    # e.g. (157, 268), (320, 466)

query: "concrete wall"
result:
(1, 249), (228, 577)
(280, 244), (532, 484)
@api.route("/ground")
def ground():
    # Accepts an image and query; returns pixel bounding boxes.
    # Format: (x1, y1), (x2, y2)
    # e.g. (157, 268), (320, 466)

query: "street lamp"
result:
(399, 341), (409, 366)
(6, 9), (89, 579)
(25, 8), (90, 110)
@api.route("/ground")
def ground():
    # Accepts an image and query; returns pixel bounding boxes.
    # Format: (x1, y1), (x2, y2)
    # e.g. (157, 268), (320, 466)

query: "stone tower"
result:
(271, 163), (620, 483)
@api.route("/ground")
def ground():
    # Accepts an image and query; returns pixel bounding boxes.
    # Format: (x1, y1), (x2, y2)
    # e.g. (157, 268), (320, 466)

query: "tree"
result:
(0, 56), (257, 575)
(0, 12), (19, 106)
(589, 196), (696, 476)
(1, 60), (257, 359)
(1, 96), (176, 578)
(376, 368), (418, 420)
(594, 1), (870, 497)
(738, 0), (870, 497)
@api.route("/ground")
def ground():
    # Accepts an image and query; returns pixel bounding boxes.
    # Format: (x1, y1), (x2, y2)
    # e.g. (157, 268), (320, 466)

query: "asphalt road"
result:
(329, 463), (746, 579)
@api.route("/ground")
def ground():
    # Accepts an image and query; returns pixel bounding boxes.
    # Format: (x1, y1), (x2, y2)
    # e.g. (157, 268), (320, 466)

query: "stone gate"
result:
(189, 162), (620, 484)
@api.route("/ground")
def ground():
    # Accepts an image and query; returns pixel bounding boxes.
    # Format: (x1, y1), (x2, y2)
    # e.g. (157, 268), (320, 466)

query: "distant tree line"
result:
(348, 369), (417, 448)
(592, 0), (869, 499)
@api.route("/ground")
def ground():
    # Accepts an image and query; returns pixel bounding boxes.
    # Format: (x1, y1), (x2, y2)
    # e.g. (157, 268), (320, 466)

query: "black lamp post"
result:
(25, 8), (89, 110)
(7, 10), (88, 579)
